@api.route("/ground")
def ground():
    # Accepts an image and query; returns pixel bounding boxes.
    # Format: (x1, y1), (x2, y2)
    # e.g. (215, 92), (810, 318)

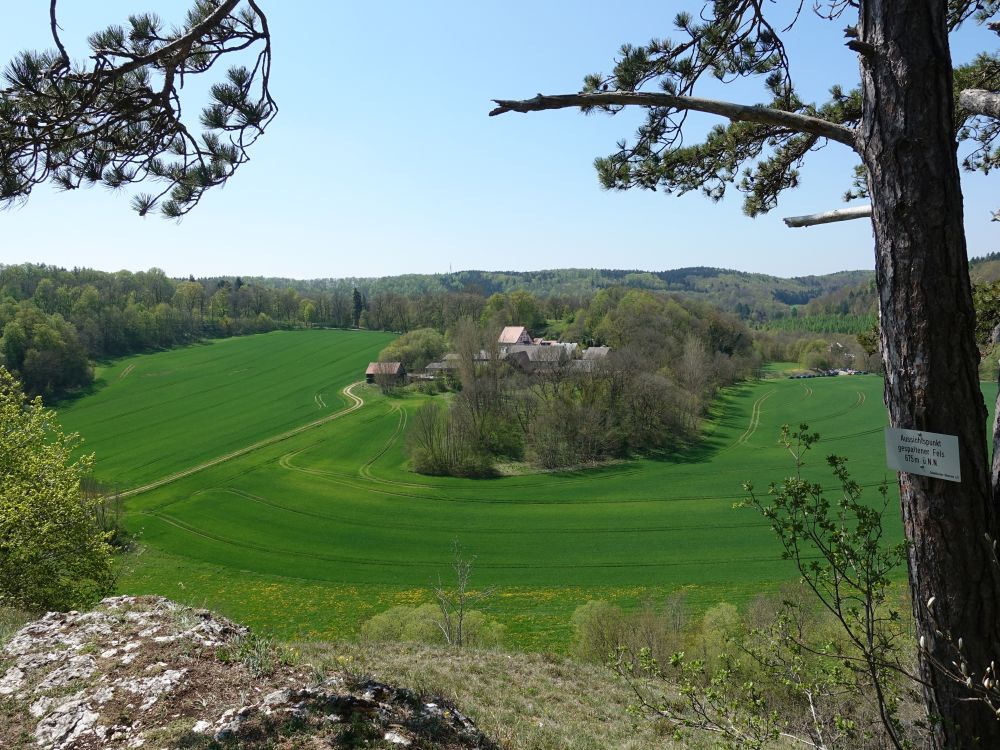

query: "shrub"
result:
(571, 595), (688, 667)
(360, 603), (504, 649)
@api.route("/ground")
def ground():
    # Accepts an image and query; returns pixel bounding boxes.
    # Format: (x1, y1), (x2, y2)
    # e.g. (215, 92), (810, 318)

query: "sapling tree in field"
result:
(434, 541), (496, 649)
(491, 3), (1000, 745)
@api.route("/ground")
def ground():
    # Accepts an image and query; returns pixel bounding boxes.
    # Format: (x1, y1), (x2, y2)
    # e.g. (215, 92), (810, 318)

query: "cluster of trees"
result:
(570, 586), (913, 747)
(752, 330), (877, 372)
(407, 290), (759, 475)
(0, 265), (338, 396)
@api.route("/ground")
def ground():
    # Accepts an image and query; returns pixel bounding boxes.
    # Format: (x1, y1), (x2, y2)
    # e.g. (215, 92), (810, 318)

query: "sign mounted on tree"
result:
(884, 428), (961, 483)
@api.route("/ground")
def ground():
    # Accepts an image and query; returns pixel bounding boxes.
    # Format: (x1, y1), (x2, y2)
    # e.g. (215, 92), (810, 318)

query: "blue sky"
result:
(0, 2), (996, 279)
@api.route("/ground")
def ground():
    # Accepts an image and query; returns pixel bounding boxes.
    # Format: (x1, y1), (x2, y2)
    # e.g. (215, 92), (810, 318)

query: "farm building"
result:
(581, 346), (610, 360)
(505, 344), (570, 373)
(365, 361), (405, 384)
(498, 326), (533, 350)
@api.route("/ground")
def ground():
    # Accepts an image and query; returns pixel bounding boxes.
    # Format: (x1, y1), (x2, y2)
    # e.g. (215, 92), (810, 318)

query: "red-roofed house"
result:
(498, 326), (532, 351)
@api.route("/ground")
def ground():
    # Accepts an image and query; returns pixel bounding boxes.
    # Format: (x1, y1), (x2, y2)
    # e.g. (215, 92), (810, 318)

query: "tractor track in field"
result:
(717, 389), (775, 454)
(205, 486), (777, 535)
(801, 390), (867, 425)
(118, 381), (366, 499)
(358, 404), (408, 482)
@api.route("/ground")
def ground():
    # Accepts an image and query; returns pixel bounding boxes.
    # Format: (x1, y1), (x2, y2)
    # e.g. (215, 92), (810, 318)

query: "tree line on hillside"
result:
(402, 289), (760, 475)
(0, 263), (755, 399)
(255, 267), (874, 323)
(0, 264), (601, 397)
(4, 261), (991, 402)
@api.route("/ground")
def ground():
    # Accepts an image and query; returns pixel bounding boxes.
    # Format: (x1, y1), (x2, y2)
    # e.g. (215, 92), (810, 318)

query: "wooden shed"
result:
(365, 361), (405, 384)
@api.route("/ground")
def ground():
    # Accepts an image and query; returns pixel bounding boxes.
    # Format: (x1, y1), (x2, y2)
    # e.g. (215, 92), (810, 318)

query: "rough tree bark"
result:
(858, 3), (1000, 747)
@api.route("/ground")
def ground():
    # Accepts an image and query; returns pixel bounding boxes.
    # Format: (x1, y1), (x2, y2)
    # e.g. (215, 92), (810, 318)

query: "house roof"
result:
(366, 361), (404, 376)
(506, 345), (567, 362)
(582, 346), (611, 360)
(498, 326), (529, 345)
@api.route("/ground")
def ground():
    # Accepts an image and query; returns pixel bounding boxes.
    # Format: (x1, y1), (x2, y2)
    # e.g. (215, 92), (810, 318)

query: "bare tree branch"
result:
(48, 0), (69, 70)
(489, 92), (858, 150)
(960, 89), (1000, 119)
(783, 205), (872, 228)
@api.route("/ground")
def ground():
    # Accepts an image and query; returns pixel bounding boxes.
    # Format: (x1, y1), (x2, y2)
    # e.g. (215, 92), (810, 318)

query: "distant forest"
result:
(0, 263), (875, 399)
(253, 266), (874, 322)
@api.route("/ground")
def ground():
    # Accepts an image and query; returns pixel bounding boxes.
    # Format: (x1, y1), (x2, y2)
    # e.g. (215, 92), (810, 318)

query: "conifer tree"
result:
(491, 4), (1000, 747)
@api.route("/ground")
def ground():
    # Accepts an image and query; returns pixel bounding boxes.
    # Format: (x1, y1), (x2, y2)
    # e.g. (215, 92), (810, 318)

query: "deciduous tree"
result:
(0, 367), (114, 611)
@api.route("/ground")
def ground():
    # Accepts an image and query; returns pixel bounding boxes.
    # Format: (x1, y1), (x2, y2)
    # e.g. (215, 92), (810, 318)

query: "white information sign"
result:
(884, 428), (961, 483)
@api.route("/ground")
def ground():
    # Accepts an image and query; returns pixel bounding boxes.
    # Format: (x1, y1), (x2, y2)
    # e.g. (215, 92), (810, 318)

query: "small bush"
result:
(360, 603), (504, 649)
(571, 595), (688, 666)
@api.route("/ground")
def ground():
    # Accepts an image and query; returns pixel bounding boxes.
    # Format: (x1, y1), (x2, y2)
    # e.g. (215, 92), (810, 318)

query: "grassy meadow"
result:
(55, 330), (936, 651)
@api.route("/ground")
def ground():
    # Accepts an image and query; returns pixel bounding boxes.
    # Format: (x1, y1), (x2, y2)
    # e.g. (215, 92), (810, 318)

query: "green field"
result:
(58, 329), (396, 488)
(60, 332), (983, 651)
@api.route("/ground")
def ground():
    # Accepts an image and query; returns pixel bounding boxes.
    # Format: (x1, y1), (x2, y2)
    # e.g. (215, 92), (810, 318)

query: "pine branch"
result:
(489, 92), (858, 150)
(0, 0), (276, 218)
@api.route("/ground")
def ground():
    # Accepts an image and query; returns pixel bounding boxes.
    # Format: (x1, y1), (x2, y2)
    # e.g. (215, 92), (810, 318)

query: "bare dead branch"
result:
(783, 205), (872, 228)
(960, 89), (1000, 119)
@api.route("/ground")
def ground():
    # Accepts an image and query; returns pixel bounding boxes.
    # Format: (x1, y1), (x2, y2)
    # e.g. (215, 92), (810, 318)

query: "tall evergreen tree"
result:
(352, 287), (364, 328)
(492, 3), (1000, 747)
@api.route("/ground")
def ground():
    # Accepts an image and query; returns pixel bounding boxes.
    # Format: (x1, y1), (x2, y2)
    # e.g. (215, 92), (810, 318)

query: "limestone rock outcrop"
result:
(0, 595), (494, 749)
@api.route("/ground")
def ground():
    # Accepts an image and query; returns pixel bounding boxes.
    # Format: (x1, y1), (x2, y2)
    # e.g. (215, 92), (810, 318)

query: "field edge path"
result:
(118, 381), (367, 499)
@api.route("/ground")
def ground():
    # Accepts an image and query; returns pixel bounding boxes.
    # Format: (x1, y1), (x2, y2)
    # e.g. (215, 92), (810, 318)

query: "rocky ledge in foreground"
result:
(0, 595), (495, 750)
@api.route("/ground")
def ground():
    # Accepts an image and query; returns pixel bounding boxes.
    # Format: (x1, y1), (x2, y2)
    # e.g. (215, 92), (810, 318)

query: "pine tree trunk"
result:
(859, 2), (1000, 746)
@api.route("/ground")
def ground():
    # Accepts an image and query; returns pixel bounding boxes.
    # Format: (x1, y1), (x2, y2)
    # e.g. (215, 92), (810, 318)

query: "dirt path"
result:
(118, 381), (367, 499)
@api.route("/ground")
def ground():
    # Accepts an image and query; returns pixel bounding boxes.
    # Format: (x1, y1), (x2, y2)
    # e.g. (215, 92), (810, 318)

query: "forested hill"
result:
(0, 262), (870, 399)
(251, 267), (874, 320)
